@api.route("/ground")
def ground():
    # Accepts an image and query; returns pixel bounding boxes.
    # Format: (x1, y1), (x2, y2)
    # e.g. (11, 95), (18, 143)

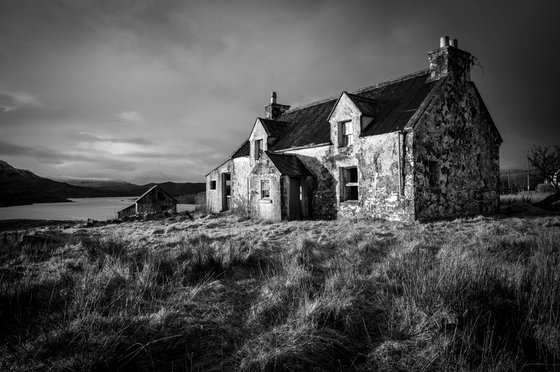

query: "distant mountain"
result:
(0, 160), (106, 207)
(0, 160), (206, 207)
(50, 175), (147, 196)
(51, 176), (206, 198)
(151, 182), (206, 197)
(51, 176), (135, 189)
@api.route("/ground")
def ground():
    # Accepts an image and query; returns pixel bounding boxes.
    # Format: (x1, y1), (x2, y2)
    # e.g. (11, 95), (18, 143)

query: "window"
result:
(427, 161), (440, 188)
(340, 167), (358, 201)
(255, 139), (263, 160)
(338, 121), (353, 147)
(209, 180), (216, 190)
(261, 180), (270, 198)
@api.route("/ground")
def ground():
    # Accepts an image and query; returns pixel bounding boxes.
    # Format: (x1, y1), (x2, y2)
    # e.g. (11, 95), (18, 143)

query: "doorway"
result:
(222, 173), (231, 211)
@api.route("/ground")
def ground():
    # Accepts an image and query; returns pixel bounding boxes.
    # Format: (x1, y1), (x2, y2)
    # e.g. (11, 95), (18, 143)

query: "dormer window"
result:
(255, 139), (263, 160)
(338, 121), (353, 147)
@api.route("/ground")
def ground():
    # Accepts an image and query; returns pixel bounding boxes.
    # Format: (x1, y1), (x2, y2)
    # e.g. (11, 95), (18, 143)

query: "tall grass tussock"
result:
(1, 213), (559, 370)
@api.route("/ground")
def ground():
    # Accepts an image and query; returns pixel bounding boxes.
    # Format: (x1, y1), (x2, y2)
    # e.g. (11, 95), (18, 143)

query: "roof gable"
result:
(137, 185), (178, 203)
(326, 92), (361, 124)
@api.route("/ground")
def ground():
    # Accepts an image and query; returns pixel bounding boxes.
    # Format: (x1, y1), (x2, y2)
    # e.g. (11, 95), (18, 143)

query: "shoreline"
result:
(0, 219), (83, 232)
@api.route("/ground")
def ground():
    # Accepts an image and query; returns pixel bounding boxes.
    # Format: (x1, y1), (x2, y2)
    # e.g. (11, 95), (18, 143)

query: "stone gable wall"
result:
(248, 155), (282, 220)
(413, 78), (500, 220)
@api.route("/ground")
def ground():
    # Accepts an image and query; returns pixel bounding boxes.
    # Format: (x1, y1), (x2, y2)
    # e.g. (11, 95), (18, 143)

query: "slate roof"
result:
(266, 152), (312, 176)
(231, 139), (250, 158)
(227, 69), (436, 159)
(270, 70), (435, 150)
(259, 118), (291, 138)
(345, 92), (377, 117)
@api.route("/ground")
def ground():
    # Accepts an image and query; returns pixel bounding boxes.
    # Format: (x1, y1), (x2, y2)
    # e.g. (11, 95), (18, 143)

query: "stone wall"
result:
(231, 157), (251, 214)
(322, 92), (415, 221)
(248, 154), (282, 220)
(283, 134), (415, 221)
(205, 160), (232, 213)
(413, 77), (501, 220)
(281, 145), (337, 219)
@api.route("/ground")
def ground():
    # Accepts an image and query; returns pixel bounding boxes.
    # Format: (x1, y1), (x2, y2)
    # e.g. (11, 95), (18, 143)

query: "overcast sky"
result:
(1, 0), (559, 184)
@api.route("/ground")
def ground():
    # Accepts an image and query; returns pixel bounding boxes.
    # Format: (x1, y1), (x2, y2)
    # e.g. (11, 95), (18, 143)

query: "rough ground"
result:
(1, 209), (559, 371)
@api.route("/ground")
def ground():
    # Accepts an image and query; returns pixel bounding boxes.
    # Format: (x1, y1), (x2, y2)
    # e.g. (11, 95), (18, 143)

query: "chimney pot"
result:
(440, 36), (450, 48)
(271, 91), (277, 104)
(450, 38), (458, 48)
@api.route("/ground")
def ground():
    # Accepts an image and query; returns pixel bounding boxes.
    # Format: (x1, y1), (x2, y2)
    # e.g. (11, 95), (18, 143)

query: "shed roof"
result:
(137, 185), (178, 203)
(266, 152), (312, 176)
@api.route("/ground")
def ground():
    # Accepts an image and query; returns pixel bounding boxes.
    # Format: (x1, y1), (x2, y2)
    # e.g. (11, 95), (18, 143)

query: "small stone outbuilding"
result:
(205, 37), (502, 221)
(117, 185), (177, 219)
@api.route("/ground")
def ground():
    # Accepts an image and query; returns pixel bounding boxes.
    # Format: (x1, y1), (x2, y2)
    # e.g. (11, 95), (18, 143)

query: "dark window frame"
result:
(340, 166), (359, 202)
(209, 180), (217, 190)
(427, 161), (440, 188)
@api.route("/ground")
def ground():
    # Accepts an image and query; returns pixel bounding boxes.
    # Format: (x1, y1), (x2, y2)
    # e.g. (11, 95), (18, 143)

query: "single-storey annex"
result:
(205, 36), (502, 221)
(117, 185), (177, 219)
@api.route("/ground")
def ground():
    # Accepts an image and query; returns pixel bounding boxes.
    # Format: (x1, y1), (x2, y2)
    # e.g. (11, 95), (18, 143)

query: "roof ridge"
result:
(345, 92), (377, 101)
(283, 69), (429, 114)
(258, 117), (291, 124)
(350, 69), (430, 95)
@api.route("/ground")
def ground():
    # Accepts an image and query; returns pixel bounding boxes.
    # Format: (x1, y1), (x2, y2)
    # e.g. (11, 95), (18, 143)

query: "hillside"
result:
(51, 176), (205, 198)
(0, 160), (106, 207)
(0, 160), (206, 207)
(1, 213), (559, 370)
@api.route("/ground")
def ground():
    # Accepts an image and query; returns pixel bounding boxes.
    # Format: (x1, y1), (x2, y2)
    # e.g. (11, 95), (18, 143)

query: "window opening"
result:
(261, 179), (270, 198)
(338, 121), (353, 147)
(341, 167), (358, 201)
(255, 139), (263, 160)
(428, 161), (440, 188)
(210, 180), (216, 190)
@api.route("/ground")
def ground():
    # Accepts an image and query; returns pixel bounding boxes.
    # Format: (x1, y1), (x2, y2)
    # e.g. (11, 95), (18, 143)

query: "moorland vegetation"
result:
(1, 208), (559, 371)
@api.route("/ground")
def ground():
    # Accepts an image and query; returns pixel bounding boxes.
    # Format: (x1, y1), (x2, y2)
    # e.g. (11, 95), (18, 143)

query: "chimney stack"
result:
(264, 91), (290, 120)
(428, 35), (472, 82)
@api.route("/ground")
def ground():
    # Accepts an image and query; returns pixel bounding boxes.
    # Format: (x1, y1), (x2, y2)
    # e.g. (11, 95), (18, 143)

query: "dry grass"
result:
(500, 192), (552, 205)
(1, 212), (560, 371)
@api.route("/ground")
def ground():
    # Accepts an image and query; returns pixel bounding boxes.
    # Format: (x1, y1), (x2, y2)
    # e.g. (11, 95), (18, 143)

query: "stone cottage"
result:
(205, 37), (502, 221)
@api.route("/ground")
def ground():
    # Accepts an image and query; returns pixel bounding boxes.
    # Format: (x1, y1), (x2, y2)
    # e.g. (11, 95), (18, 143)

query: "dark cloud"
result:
(0, 140), (88, 165)
(1, 0), (559, 182)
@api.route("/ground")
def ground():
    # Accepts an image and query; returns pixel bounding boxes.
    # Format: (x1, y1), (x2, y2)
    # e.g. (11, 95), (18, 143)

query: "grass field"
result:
(1, 211), (560, 371)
